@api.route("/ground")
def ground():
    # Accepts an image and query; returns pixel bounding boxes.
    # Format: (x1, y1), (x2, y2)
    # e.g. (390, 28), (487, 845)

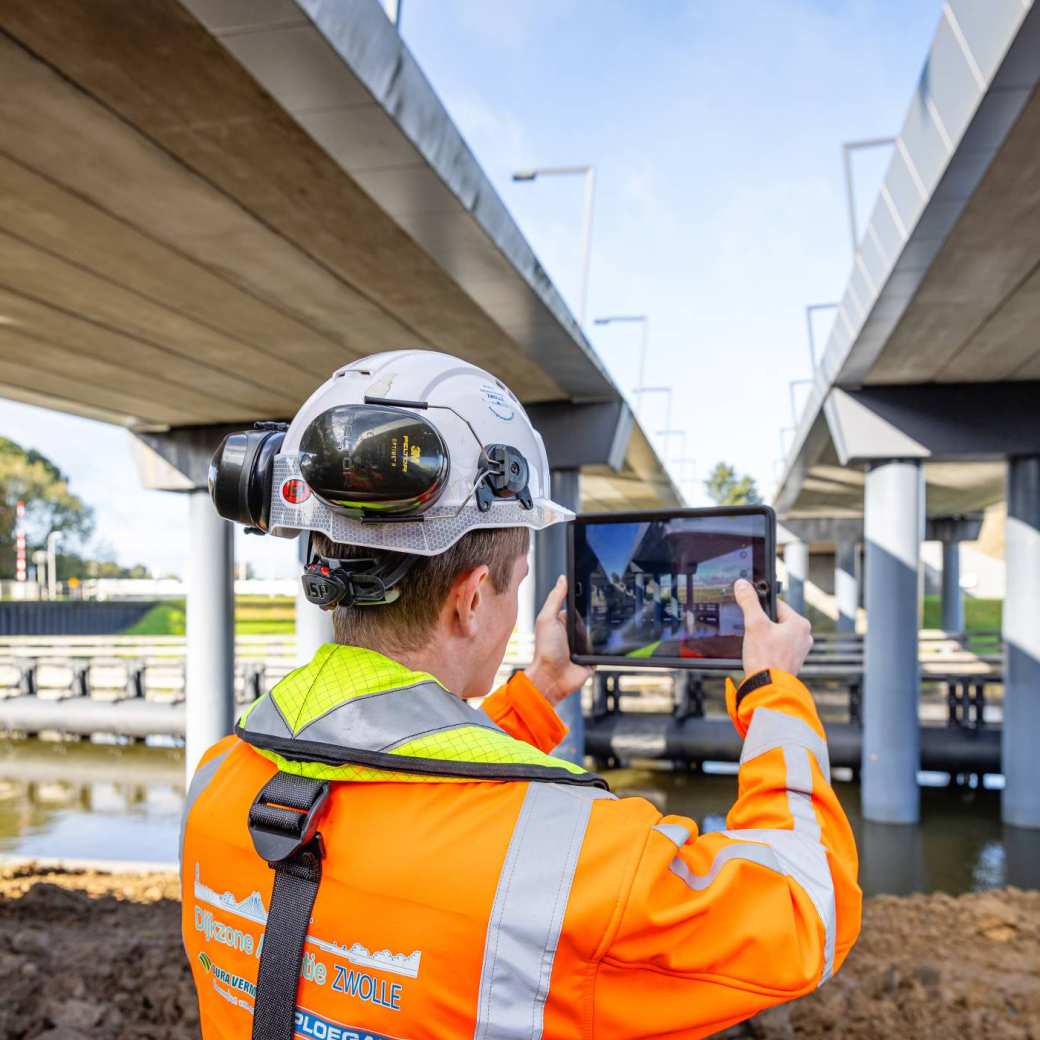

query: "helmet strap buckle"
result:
(301, 544), (418, 609)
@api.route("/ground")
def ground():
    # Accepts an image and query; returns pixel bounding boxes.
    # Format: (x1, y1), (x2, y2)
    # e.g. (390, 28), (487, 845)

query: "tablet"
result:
(567, 505), (777, 670)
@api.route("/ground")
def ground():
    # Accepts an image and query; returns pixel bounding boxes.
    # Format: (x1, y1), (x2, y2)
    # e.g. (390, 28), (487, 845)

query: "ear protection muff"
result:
(209, 422), (287, 532)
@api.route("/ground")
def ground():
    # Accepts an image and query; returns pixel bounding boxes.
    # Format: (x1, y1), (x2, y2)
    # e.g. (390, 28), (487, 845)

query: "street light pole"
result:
(594, 315), (650, 412)
(788, 379), (813, 426)
(673, 457), (698, 502)
(805, 302), (839, 369)
(513, 165), (596, 326)
(657, 429), (688, 478)
(842, 137), (896, 254)
(633, 386), (672, 433)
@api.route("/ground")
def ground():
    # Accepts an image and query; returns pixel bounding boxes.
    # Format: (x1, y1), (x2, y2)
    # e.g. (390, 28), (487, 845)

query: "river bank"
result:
(1, 862), (1038, 1039)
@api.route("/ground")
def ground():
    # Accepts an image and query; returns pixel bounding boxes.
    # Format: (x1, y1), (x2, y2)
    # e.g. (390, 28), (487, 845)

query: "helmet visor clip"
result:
(476, 445), (533, 513)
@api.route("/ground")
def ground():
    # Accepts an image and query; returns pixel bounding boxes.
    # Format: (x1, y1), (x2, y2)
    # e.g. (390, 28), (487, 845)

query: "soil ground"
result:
(1, 864), (1037, 1039)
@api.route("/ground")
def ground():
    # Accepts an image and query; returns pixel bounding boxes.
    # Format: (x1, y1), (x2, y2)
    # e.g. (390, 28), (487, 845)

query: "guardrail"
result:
(0, 634), (298, 704)
(588, 629), (1005, 742)
(0, 633), (537, 741)
(0, 629), (1000, 748)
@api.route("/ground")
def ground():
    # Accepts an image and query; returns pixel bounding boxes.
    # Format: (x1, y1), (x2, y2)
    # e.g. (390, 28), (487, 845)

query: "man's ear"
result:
(450, 564), (490, 638)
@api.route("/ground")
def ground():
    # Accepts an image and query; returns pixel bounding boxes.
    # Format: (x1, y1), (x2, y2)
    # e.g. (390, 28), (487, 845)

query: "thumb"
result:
(537, 574), (567, 622)
(733, 578), (768, 628)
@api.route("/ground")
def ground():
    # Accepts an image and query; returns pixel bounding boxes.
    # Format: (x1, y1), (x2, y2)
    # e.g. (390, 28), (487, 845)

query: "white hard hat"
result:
(266, 350), (572, 555)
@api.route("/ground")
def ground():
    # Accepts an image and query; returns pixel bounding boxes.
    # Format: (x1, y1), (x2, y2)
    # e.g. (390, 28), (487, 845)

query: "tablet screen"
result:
(571, 511), (771, 664)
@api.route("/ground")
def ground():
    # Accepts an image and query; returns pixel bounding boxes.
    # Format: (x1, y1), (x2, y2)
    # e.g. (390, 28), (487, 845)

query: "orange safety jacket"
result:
(181, 644), (860, 1040)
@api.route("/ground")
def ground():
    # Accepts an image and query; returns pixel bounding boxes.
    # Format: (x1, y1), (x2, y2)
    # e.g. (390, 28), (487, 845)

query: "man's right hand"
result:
(733, 578), (813, 677)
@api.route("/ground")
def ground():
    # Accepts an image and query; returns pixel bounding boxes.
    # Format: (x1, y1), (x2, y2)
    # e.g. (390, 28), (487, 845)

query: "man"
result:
(184, 350), (860, 1039)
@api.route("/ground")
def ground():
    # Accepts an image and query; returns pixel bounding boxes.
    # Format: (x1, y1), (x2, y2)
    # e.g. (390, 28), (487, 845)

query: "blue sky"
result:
(0, 0), (944, 576)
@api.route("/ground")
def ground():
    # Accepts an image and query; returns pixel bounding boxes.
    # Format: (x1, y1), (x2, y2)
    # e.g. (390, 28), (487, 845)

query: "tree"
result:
(55, 551), (152, 581)
(0, 437), (95, 578)
(704, 461), (762, 506)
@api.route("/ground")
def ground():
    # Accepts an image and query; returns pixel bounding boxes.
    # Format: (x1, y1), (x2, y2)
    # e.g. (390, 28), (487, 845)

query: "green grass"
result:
(806, 596), (1002, 635)
(122, 597), (296, 637)
(124, 601), (186, 636)
(236, 618), (295, 635)
(922, 595), (1002, 633)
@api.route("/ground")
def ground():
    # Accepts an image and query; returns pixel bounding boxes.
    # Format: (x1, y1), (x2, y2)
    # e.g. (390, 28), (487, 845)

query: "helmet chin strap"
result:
(300, 535), (419, 610)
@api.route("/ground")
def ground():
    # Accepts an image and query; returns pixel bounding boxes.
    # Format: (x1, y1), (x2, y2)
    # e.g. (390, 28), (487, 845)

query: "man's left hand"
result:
(524, 575), (593, 706)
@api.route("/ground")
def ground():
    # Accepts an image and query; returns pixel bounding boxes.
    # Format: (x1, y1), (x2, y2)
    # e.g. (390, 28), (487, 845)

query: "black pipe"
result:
(585, 714), (1002, 773)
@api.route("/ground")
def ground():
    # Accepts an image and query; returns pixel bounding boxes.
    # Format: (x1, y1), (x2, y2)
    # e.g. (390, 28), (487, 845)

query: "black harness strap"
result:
(247, 773), (330, 1040)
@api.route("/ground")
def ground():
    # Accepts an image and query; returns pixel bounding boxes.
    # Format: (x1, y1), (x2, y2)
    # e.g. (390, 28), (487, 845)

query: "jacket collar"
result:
(237, 644), (604, 788)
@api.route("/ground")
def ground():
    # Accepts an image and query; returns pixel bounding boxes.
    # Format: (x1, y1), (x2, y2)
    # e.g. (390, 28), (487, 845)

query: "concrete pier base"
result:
(185, 490), (235, 780)
(1003, 455), (1040, 829)
(862, 460), (922, 824)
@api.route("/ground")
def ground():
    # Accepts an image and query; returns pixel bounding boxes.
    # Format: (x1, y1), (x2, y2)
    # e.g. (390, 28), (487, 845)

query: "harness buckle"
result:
(247, 773), (330, 865)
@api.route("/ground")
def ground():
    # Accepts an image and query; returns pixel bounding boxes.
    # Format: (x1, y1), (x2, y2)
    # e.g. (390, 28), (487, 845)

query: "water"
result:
(608, 767), (1040, 895)
(1, 739), (1038, 895)
(0, 739), (183, 864)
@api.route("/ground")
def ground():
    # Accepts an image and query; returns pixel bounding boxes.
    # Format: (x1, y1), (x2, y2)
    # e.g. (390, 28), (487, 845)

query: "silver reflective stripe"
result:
(654, 822), (691, 848)
(474, 784), (599, 1040)
(784, 746), (822, 843)
(741, 706), (836, 982)
(782, 744), (834, 980)
(740, 707), (831, 783)
(669, 840), (781, 891)
(667, 708), (839, 987)
(289, 680), (504, 749)
(179, 747), (231, 869)
(668, 829), (836, 984)
(721, 828), (836, 984)
(240, 693), (293, 739)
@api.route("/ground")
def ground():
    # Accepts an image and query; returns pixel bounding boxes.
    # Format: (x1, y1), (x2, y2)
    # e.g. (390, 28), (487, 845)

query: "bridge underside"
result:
(0, 0), (677, 512)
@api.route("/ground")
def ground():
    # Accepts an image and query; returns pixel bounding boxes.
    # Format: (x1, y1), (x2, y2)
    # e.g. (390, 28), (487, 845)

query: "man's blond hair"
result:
(310, 527), (530, 656)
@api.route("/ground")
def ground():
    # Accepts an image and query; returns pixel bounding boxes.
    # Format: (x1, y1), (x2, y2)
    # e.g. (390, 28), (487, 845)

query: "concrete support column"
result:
(859, 820), (925, 896)
(295, 534), (335, 666)
(535, 469), (583, 764)
(941, 540), (964, 634)
(862, 460), (923, 824)
(835, 540), (859, 633)
(1003, 455), (1040, 829)
(784, 540), (809, 614)
(1004, 824), (1040, 887)
(185, 490), (235, 780)
(515, 544), (537, 659)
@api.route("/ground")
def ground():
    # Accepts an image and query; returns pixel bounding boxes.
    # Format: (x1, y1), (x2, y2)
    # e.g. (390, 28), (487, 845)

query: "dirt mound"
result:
(728, 887), (1040, 1039)
(1, 864), (1038, 1039)
(0, 863), (197, 1040)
